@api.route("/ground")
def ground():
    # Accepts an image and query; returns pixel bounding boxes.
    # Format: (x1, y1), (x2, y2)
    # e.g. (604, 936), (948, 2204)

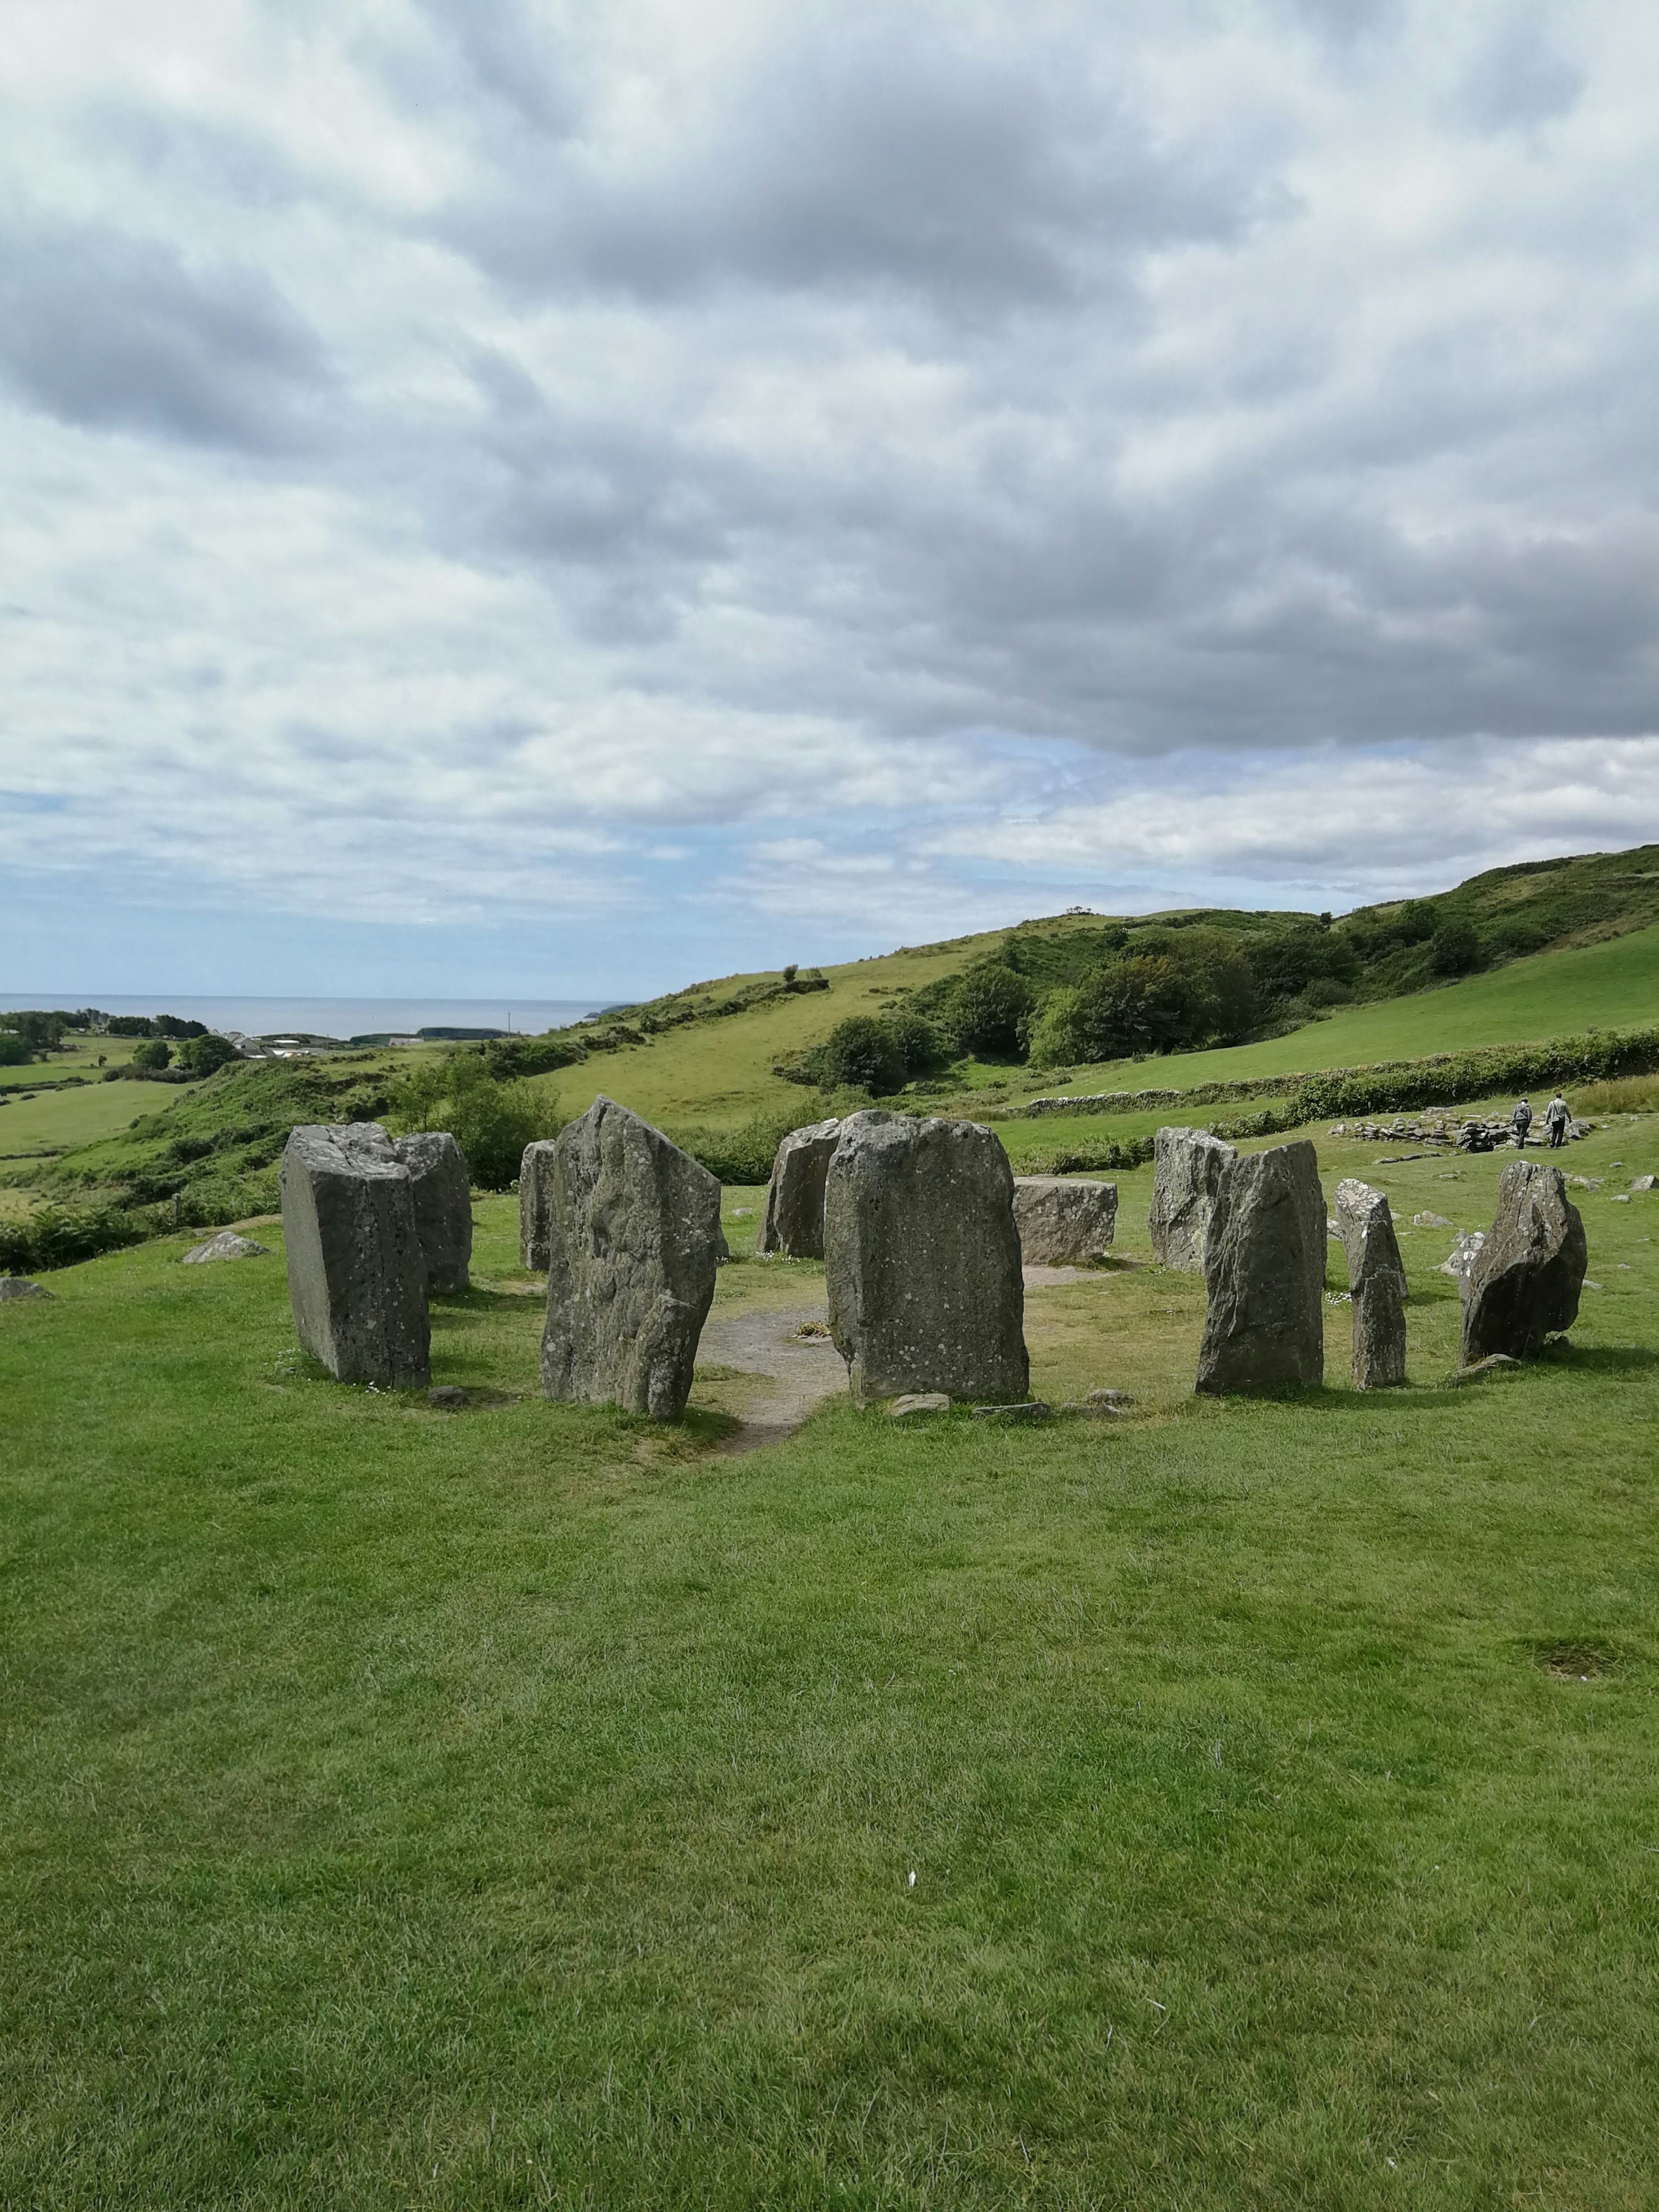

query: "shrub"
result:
(483, 1032), (588, 1079)
(1394, 900), (1440, 944)
(155, 1015), (209, 1039)
(130, 1038), (173, 1071)
(175, 1033), (239, 1079)
(1430, 918), (1481, 976)
(946, 963), (1036, 1057)
(820, 1016), (906, 1095)
(0, 1203), (152, 1275)
(0, 1034), (30, 1067)
(386, 1052), (563, 1188)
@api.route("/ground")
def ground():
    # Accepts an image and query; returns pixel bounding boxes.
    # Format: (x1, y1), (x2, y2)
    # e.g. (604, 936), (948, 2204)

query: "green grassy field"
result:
(0, 1072), (205, 1169)
(5, 1119), (1659, 2208)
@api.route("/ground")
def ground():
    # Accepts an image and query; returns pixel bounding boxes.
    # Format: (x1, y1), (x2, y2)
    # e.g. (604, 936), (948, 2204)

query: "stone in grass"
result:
(540, 1096), (722, 1420)
(757, 1117), (842, 1259)
(280, 1122), (431, 1387)
(825, 1111), (1028, 1407)
(1611, 1195), (1631, 1205)
(1148, 1127), (1236, 1270)
(1631, 1174), (1657, 1192)
(1334, 1178), (1408, 1390)
(1439, 1230), (1487, 1302)
(1412, 1210), (1453, 1229)
(392, 1131), (472, 1292)
(889, 1392), (951, 1419)
(0, 1276), (54, 1301)
(1446, 1353), (1522, 1386)
(428, 1384), (467, 1410)
(1195, 1140), (1325, 1396)
(971, 1400), (1051, 1423)
(1460, 1159), (1587, 1366)
(181, 1229), (270, 1264)
(519, 1138), (561, 1270)
(1012, 1176), (1117, 1265)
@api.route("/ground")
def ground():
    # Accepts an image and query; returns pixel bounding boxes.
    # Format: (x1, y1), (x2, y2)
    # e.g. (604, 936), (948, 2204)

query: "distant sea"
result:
(0, 993), (605, 1040)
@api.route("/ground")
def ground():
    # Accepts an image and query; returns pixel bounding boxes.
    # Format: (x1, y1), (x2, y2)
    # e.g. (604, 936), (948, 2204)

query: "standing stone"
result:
(757, 1117), (842, 1258)
(824, 1112), (1028, 1406)
(1195, 1141), (1325, 1394)
(1012, 1176), (1118, 1265)
(1149, 1127), (1238, 1270)
(540, 1097), (721, 1419)
(1460, 1160), (1587, 1365)
(392, 1131), (472, 1292)
(280, 1122), (430, 1386)
(520, 1138), (560, 1270)
(1334, 1177), (1407, 1388)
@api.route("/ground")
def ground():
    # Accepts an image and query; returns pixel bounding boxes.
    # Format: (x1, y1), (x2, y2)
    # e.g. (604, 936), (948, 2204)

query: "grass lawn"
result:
(0, 1074), (205, 1168)
(4, 1120), (1659, 2207)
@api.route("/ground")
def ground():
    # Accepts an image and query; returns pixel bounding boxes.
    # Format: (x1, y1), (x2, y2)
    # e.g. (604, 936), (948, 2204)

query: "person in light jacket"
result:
(1545, 1093), (1570, 1148)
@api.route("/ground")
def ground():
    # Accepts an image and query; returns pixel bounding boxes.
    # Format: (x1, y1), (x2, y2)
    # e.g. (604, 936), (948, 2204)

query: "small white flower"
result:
(907, 1870), (916, 1889)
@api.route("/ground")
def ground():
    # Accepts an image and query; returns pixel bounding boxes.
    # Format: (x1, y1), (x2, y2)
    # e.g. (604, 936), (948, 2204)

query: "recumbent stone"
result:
(1195, 1140), (1325, 1395)
(280, 1122), (430, 1386)
(540, 1097), (722, 1420)
(824, 1111), (1028, 1407)
(1012, 1176), (1117, 1265)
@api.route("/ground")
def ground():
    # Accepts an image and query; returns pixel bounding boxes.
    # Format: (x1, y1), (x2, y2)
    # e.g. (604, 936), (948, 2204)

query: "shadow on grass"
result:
(1538, 1340), (1659, 1375)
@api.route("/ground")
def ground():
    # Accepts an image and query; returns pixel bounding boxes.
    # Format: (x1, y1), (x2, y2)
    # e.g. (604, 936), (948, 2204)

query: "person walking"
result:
(1545, 1092), (1570, 1148)
(1512, 1096), (1534, 1148)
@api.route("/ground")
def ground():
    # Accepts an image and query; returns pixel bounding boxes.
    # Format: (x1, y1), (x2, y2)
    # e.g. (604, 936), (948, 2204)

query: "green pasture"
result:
(4, 1118), (1659, 2207)
(0, 1073), (205, 1167)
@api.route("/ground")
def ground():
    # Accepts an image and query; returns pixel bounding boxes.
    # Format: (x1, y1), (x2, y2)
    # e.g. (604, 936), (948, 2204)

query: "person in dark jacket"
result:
(1512, 1097), (1534, 1147)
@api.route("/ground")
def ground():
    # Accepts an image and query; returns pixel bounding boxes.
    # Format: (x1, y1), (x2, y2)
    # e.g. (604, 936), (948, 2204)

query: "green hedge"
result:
(0, 1204), (155, 1276)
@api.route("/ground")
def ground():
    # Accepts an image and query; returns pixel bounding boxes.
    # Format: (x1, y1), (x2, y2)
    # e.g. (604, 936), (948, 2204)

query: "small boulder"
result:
(757, 1117), (842, 1258)
(540, 1097), (722, 1420)
(181, 1230), (270, 1264)
(1012, 1176), (1117, 1265)
(392, 1131), (472, 1292)
(0, 1276), (54, 1301)
(1460, 1160), (1587, 1365)
(1196, 1140), (1326, 1395)
(518, 1138), (560, 1270)
(1439, 1230), (1487, 1301)
(1631, 1174), (1657, 1193)
(825, 1112), (1028, 1406)
(889, 1392), (951, 1419)
(1412, 1210), (1452, 1229)
(280, 1122), (430, 1387)
(1334, 1178), (1407, 1388)
(1446, 1352), (1522, 1386)
(1149, 1127), (1237, 1270)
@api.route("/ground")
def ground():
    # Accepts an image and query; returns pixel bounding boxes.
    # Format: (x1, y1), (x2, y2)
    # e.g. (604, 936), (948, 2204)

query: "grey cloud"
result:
(0, 208), (333, 451)
(1456, 18), (1584, 132)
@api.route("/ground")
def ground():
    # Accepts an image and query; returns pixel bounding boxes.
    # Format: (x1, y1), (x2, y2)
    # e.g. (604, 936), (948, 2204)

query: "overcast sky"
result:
(3, 0), (1656, 997)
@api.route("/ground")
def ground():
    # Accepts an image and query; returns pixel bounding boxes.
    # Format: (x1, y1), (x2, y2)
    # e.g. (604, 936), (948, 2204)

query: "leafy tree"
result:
(176, 1033), (239, 1079)
(820, 1016), (906, 1095)
(0, 1034), (30, 1067)
(387, 1051), (563, 1189)
(130, 1038), (172, 1070)
(1027, 932), (1256, 1066)
(1430, 918), (1481, 976)
(947, 963), (1036, 1056)
(1394, 900), (1439, 944)
(155, 1015), (209, 1039)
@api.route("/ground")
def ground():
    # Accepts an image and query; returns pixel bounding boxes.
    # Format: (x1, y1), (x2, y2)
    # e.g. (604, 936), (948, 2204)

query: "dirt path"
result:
(696, 1298), (846, 1455)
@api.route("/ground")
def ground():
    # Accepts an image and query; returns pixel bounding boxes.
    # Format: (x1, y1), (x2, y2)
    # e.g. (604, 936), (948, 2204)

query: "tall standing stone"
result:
(1334, 1177), (1407, 1388)
(1195, 1140), (1325, 1394)
(756, 1117), (842, 1258)
(825, 1112), (1028, 1405)
(519, 1137), (560, 1270)
(280, 1122), (430, 1386)
(392, 1130), (472, 1292)
(540, 1097), (722, 1419)
(1460, 1160), (1586, 1364)
(1012, 1176), (1118, 1265)
(1150, 1127), (1238, 1270)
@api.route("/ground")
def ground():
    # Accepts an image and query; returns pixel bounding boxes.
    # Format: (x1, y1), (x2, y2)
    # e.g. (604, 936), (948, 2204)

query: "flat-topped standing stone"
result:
(540, 1097), (721, 1419)
(280, 1122), (430, 1386)
(1334, 1177), (1407, 1388)
(1460, 1159), (1586, 1365)
(1149, 1127), (1238, 1270)
(756, 1117), (842, 1258)
(824, 1111), (1028, 1406)
(519, 1139), (560, 1270)
(1012, 1176), (1117, 1265)
(392, 1130), (471, 1292)
(1196, 1140), (1325, 1394)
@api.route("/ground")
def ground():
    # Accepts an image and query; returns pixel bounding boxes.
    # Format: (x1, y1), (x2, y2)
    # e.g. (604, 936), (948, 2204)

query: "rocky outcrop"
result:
(540, 1097), (722, 1419)
(279, 1122), (430, 1386)
(1195, 1140), (1325, 1394)
(756, 1117), (841, 1258)
(1149, 1127), (1237, 1270)
(1460, 1160), (1586, 1364)
(1333, 1178), (1407, 1388)
(181, 1230), (270, 1264)
(392, 1131), (472, 1292)
(519, 1138), (560, 1270)
(1012, 1176), (1117, 1265)
(825, 1112), (1027, 1406)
